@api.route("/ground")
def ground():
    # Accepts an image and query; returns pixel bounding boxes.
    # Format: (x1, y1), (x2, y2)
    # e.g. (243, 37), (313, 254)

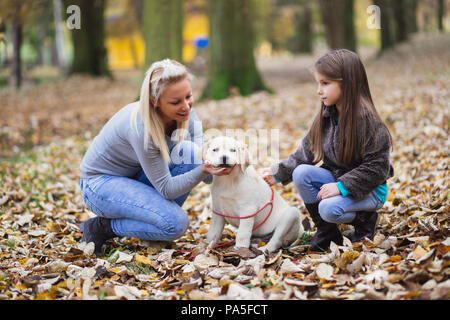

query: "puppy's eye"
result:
(230, 148), (236, 152)
(212, 148), (219, 152)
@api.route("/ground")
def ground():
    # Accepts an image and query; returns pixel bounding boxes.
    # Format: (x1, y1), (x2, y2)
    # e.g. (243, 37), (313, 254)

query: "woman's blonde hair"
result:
(131, 59), (192, 163)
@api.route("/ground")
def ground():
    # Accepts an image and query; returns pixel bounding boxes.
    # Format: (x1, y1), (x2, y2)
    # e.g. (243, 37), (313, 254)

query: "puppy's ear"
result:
(238, 142), (250, 173)
(199, 141), (210, 162)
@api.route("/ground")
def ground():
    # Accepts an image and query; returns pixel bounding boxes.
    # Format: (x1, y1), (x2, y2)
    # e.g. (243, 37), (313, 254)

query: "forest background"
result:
(0, 0), (448, 301)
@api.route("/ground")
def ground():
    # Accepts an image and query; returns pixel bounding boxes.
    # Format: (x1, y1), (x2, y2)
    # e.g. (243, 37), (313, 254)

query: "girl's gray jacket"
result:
(271, 105), (394, 201)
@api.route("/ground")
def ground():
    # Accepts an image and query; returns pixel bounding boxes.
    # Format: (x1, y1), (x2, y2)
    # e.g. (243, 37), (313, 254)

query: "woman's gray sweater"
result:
(80, 102), (210, 200)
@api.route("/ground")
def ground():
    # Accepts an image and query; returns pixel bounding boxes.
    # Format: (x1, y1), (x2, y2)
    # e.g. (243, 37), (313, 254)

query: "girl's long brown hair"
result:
(310, 49), (392, 165)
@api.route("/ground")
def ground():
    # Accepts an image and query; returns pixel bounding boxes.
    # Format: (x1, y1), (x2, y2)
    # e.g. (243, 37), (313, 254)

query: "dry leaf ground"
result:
(0, 33), (449, 300)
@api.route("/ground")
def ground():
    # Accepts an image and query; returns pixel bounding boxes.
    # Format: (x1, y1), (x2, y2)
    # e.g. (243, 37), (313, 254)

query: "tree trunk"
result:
(131, 0), (143, 25)
(202, 0), (267, 100)
(53, 0), (67, 73)
(65, 0), (110, 77)
(392, 0), (408, 42)
(405, 0), (418, 34)
(10, 16), (22, 88)
(373, 0), (395, 52)
(142, 0), (182, 68)
(438, 0), (445, 31)
(343, 0), (356, 51)
(287, 2), (313, 54)
(318, 0), (357, 52)
(36, 22), (46, 65)
(0, 22), (6, 69)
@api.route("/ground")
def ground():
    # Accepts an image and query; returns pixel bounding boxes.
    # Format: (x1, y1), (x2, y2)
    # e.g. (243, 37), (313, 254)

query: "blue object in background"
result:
(194, 36), (209, 49)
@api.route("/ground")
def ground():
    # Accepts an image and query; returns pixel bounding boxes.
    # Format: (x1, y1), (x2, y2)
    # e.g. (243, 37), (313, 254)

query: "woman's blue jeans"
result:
(80, 141), (201, 241)
(292, 164), (384, 224)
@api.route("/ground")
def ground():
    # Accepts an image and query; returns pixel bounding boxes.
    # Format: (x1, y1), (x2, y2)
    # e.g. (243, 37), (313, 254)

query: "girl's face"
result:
(314, 71), (342, 108)
(157, 78), (193, 127)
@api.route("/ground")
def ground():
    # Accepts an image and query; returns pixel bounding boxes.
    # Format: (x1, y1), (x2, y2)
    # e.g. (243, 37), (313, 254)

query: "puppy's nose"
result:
(221, 155), (228, 164)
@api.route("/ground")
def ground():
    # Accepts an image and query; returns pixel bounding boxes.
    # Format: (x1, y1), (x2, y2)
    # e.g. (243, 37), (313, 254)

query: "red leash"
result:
(177, 188), (275, 258)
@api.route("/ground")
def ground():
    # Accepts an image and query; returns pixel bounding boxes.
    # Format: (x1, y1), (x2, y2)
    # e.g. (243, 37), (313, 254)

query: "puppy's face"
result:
(204, 136), (249, 171)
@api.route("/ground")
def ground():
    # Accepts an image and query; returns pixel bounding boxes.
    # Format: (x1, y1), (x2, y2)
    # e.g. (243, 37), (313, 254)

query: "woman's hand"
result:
(317, 183), (340, 200)
(201, 161), (233, 176)
(261, 167), (278, 186)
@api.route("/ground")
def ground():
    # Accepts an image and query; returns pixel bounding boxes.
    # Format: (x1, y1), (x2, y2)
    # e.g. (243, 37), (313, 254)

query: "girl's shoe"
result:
(81, 217), (116, 256)
(305, 203), (343, 252)
(350, 211), (379, 242)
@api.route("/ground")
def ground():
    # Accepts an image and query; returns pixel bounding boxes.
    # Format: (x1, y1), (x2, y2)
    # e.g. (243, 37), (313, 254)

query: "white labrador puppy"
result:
(202, 136), (304, 253)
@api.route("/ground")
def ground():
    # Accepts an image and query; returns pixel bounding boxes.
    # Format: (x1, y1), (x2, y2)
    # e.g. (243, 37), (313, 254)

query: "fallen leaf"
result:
(193, 254), (219, 270)
(315, 263), (334, 280)
(110, 251), (134, 264)
(135, 254), (152, 265)
(114, 285), (142, 300)
(280, 259), (303, 274)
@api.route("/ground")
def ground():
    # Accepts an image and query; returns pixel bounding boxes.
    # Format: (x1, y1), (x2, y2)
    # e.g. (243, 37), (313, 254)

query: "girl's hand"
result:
(201, 161), (232, 176)
(317, 183), (340, 200)
(261, 167), (277, 186)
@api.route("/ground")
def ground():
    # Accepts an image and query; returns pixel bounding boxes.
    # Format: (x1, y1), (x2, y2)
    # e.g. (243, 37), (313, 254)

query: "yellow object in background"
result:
(183, 13), (209, 63)
(106, 32), (144, 70)
(106, 13), (209, 70)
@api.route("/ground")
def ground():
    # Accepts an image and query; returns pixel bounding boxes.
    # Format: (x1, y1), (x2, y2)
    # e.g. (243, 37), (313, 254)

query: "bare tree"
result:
(202, 0), (268, 100)
(63, 0), (110, 77)
(318, 0), (357, 52)
(53, 0), (67, 74)
(142, 0), (183, 67)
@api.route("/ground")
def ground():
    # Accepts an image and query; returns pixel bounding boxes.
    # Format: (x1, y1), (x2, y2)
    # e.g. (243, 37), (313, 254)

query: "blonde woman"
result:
(79, 59), (228, 256)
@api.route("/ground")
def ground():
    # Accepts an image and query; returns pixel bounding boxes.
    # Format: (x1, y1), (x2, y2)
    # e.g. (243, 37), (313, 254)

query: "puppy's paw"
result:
(191, 241), (208, 257)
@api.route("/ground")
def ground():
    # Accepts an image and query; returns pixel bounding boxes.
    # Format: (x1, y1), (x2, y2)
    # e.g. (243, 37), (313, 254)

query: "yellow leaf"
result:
(281, 192), (293, 200)
(35, 289), (57, 300)
(110, 274), (121, 281)
(75, 287), (82, 297)
(175, 259), (190, 264)
(341, 251), (360, 263)
(135, 254), (152, 265)
(46, 221), (62, 233)
(56, 281), (68, 289)
(16, 283), (28, 290)
(412, 246), (427, 261)
(336, 250), (360, 270)
(320, 278), (335, 288)
(386, 191), (394, 202)
(108, 267), (125, 274)
(403, 291), (421, 299)
(93, 280), (103, 286)
(388, 255), (402, 263)
(0, 252), (10, 258)
(219, 279), (233, 287)
(197, 226), (208, 234)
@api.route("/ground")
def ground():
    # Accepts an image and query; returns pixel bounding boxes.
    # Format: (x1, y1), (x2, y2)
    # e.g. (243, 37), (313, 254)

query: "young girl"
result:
(263, 49), (394, 252)
(79, 59), (228, 256)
